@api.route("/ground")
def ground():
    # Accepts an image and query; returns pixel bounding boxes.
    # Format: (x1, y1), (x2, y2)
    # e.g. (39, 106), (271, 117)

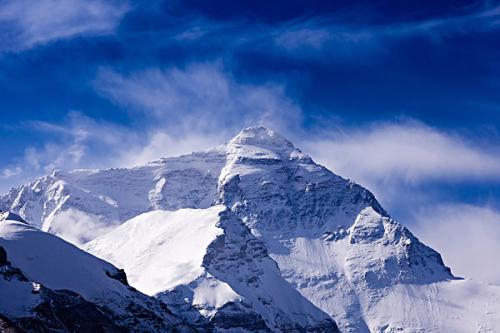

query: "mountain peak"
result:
(229, 126), (294, 149)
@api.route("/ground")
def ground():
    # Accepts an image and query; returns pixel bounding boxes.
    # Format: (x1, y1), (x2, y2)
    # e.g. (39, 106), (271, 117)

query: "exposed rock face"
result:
(203, 210), (339, 332)
(0, 211), (27, 224)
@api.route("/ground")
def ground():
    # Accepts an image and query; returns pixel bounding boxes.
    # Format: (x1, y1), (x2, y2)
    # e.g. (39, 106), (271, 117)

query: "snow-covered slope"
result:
(2, 126), (500, 332)
(0, 214), (192, 332)
(0, 152), (226, 245)
(85, 206), (338, 332)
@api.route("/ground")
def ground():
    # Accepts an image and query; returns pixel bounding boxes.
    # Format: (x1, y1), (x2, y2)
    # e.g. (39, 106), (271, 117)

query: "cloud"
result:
(93, 63), (302, 135)
(48, 208), (118, 245)
(304, 121), (500, 189)
(24, 114), (91, 173)
(268, 4), (500, 59)
(271, 18), (380, 55)
(412, 204), (500, 285)
(117, 131), (225, 167)
(132, 4), (499, 67)
(1, 166), (22, 179)
(0, 112), (111, 192)
(0, 0), (129, 52)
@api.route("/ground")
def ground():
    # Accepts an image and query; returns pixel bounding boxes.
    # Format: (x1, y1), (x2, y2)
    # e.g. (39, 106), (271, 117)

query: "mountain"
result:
(84, 206), (338, 332)
(2, 126), (500, 332)
(0, 212), (193, 332)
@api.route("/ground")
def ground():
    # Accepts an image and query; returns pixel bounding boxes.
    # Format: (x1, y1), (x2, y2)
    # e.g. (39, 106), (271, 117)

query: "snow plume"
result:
(413, 204), (500, 285)
(93, 63), (302, 133)
(91, 62), (303, 165)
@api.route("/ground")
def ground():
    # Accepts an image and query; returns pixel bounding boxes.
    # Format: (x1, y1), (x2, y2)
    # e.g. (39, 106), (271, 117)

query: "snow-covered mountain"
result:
(2, 126), (500, 332)
(0, 212), (192, 332)
(84, 206), (338, 332)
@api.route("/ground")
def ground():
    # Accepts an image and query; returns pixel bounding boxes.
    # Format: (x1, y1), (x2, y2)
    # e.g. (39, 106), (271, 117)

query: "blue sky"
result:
(1, 0), (500, 283)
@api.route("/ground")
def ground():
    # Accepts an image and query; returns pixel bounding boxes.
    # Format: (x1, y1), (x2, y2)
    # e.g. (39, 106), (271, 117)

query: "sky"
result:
(0, 0), (500, 284)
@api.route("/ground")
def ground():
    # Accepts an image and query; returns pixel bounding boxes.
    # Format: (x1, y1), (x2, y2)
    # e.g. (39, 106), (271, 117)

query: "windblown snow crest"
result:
(2, 126), (500, 332)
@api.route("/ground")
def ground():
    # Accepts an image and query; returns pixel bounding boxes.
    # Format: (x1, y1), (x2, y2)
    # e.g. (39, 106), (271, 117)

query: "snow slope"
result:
(2, 126), (500, 332)
(85, 206), (339, 332)
(0, 215), (191, 332)
(85, 206), (231, 297)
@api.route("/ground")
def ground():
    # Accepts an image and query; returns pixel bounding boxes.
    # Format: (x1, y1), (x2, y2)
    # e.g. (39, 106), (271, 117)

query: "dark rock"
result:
(105, 269), (129, 286)
(0, 314), (24, 333)
(210, 302), (271, 332)
(15, 288), (125, 333)
(0, 246), (8, 266)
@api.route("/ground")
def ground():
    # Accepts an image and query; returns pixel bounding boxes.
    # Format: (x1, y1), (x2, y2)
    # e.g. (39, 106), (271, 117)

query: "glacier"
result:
(1, 126), (500, 332)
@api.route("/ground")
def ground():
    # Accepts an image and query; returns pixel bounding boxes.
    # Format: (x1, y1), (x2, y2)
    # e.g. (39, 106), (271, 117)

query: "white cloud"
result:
(1, 166), (22, 179)
(304, 121), (500, 191)
(48, 208), (118, 245)
(117, 131), (225, 167)
(412, 204), (500, 285)
(0, 113), (106, 192)
(269, 4), (500, 59)
(93, 63), (302, 134)
(0, 0), (129, 52)
(271, 17), (381, 57)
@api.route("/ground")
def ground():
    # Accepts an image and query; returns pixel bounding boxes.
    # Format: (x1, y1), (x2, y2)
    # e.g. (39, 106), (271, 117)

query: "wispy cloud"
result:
(117, 131), (225, 167)
(0, 0), (129, 52)
(304, 121), (500, 190)
(1, 166), (22, 179)
(134, 3), (500, 65)
(5, 72), (500, 196)
(0, 112), (112, 192)
(271, 4), (500, 54)
(413, 204), (500, 285)
(164, 4), (500, 62)
(93, 63), (302, 135)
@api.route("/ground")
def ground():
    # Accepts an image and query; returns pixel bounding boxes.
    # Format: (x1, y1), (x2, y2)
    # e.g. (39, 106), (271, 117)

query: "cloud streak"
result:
(93, 63), (302, 135)
(271, 4), (500, 55)
(305, 121), (500, 188)
(141, 3), (500, 64)
(0, 0), (129, 52)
